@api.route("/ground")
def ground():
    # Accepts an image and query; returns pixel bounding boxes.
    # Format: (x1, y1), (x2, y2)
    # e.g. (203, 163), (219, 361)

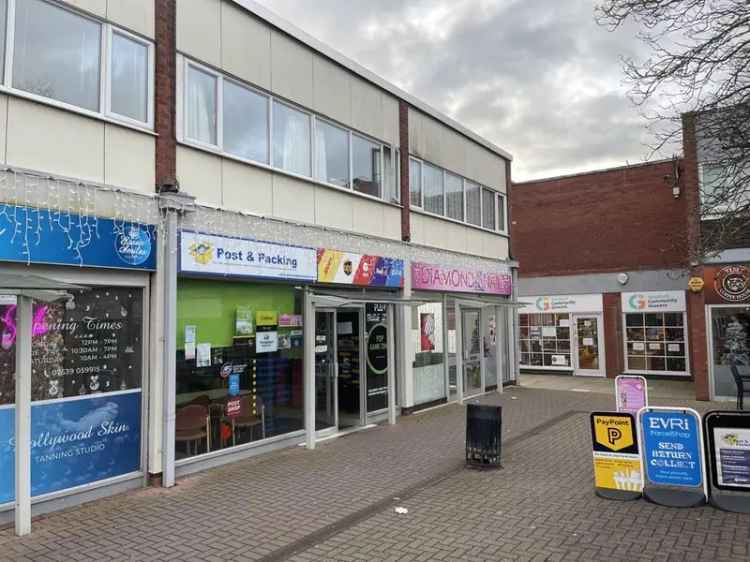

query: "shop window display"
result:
(710, 308), (750, 397)
(175, 280), (304, 460)
(625, 313), (687, 373)
(519, 313), (571, 368)
(412, 302), (445, 405)
(1, 287), (144, 504)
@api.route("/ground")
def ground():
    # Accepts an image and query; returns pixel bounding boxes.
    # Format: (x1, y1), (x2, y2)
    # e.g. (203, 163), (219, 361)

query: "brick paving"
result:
(1, 386), (748, 562)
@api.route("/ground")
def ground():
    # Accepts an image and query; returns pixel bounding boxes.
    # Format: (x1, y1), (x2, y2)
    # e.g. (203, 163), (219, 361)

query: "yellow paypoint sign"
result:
(593, 414), (636, 453)
(590, 412), (642, 497)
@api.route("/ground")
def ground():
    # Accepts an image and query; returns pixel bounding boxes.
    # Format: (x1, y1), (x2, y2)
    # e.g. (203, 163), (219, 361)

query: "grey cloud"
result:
(255, 0), (664, 180)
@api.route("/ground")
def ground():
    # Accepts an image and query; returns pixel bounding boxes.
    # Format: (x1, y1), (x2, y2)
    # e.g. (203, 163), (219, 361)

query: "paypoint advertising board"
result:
(590, 412), (642, 501)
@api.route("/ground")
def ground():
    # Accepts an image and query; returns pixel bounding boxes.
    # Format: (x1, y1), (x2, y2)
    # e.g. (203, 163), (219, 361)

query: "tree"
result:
(595, 0), (749, 258)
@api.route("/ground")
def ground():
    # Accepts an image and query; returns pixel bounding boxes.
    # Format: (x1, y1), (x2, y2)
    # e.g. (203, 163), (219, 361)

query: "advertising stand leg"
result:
(703, 411), (750, 513)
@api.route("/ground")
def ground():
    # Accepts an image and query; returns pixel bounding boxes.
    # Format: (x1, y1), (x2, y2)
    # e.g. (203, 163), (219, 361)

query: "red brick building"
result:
(512, 159), (698, 390)
(513, 114), (750, 402)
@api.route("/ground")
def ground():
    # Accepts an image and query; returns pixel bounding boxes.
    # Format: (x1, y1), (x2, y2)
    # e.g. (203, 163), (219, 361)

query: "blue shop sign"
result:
(642, 410), (703, 488)
(0, 204), (156, 270)
(0, 391), (142, 504)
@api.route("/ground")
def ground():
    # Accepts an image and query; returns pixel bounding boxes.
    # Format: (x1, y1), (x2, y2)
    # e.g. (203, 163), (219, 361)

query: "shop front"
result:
(621, 290), (689, 377)
(0, 203), (155, 521)
(410, 261), (513, 404)
(518, 294), (604, 376)
(312, 249), (403, 436)
(175, 231), (316, 464)
(704, 264), (750, 400)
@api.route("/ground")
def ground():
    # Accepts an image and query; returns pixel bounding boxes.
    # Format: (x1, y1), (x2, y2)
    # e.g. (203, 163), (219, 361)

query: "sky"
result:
(254, 0), (665, 181)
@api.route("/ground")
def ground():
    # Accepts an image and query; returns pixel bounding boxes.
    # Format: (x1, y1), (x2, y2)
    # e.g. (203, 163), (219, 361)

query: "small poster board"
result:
(590, 412), (642, 501)
(615, 375), (648, 415)
(703, 411), (750, 513)
(639, 407), (707, 507)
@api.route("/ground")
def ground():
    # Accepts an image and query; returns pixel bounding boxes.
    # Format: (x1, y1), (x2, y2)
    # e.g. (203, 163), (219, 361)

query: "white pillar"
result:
(455, 301), (464, 402)
(387, 305), (396, 425)
(161, 210), (178, 488)
(304, 289), (316, 449)
(397, 263), (414, 408)
(14, 295), (32, 536)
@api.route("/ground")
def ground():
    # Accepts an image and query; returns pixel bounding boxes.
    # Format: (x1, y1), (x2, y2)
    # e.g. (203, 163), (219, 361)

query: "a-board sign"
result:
(615, 375), (648, 415)
(590, 412), (642, 500)
(703, 411), (750, 513)
(639, 407), (707, 507)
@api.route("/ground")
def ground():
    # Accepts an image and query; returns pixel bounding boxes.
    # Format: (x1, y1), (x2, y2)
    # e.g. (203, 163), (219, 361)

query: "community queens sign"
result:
(621, 291), (686, 313)
(411, 262), (512, 295)
(180, 231), (317, 281)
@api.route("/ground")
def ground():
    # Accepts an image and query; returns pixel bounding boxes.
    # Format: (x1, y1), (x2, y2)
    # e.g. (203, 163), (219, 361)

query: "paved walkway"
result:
(519, 373), (698, 401)
(1, 386), (747, 562)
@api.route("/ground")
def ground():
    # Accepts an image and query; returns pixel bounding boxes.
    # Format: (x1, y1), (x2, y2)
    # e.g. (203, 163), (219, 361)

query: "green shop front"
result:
(174, 232), (316, 468)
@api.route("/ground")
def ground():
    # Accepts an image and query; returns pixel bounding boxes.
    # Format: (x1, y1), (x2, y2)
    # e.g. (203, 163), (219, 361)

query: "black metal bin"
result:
(465, 403), (502, 468)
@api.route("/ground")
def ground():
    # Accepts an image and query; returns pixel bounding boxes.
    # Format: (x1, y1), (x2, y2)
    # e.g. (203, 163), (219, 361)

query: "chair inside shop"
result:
(175, 404), (209, 456)
(730, 361), (750, 410)
(231, 395), (266, 445)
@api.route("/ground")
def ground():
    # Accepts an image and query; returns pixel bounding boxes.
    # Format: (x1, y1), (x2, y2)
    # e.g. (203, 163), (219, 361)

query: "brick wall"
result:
(682, 114), (710, 400)
(602, 293), (623, 379)
(155, 0), (177, 190)
(511, 160), (688, 277)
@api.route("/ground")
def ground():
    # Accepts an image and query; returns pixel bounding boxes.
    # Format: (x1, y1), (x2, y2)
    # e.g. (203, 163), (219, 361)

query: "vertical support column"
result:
(159, 193), (195, 487)
(442, 294), (449, 399)
(510, 268), (519, 384)
(455, 301), (464, 402)
(387, 305), (396, 425)
(496, 305), (504, 394)
(397, 263), (414, 408)
(161, 211), (178, 488)
(304, 289), (316, 449)
(14, 295), (32, 536)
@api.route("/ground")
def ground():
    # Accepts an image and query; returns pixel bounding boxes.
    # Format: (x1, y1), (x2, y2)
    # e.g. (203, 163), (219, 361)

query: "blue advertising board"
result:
(0, 204), (156, 270)
(642, 410), (703, 487)
(0, 391), (141, 504)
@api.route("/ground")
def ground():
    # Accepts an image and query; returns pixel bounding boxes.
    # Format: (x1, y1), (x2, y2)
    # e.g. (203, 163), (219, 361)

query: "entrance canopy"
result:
(311, 289), (527, 308)
(0, 271), (84, 302)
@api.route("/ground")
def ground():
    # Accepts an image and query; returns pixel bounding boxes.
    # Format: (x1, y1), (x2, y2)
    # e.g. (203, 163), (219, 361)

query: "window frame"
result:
(496, 192), (508, 234)
(177, 55), (397, 205)
(621, 311), (690, 376)
(1, 0), (155, 130)
(408, 154), (507, 235)
(105, 25), (155, 129)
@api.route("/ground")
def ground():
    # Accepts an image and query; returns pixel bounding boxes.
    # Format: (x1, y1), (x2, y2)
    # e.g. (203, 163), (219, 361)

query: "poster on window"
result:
(0, 391), (142, 504)
(366, 304), (389, 412)
(0, 288), (143, 402)
(420, 313), (436, 351)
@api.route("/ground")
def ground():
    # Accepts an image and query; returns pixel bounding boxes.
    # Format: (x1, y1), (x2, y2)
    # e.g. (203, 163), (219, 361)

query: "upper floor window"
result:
(482, 187), (496, 230)
(466, 181), (481, 226)
(5, 0), (154, 127)
(497, 193), (507, 233)
(423, 163), (444, 215)
(700, 162), (750, 216)
(409, 158), (422, 207)
(178, 56), (395, 204)
(352, 134), (381, 197)
(315, 119), (349, 188)
(445, 171), (464, 221)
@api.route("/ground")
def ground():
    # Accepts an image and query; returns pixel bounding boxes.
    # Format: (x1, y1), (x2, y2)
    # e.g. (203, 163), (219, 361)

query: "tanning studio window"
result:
(466, 181), (482, 226)
(352, 133), (382, 197)
(8, 0), (154, 127)
(273, 99), (312, 177)
(409, 158), (423, 207)
(482, 187), (496, 230)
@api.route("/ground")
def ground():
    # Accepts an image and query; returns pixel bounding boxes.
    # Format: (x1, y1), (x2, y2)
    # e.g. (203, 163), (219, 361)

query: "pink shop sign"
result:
(411, 262), (512, 295)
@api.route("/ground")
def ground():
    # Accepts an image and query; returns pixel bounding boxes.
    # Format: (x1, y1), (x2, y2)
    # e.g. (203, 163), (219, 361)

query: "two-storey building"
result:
(0, 0), (517, 524)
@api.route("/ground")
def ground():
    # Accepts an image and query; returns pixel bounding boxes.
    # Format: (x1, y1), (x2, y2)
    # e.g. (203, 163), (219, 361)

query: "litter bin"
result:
(465, 403), (502, 468)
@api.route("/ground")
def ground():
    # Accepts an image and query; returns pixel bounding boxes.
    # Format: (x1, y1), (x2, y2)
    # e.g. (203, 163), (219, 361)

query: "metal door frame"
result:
(571, 313), (606, 377)
(460, 306), (484, 398)
(315, 308), (339, 437)
(707, 304), (750, 401)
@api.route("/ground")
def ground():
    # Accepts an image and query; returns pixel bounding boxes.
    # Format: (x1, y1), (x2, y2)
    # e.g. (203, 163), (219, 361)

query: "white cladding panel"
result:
(409, 108), (506, 192)
(177, 0), (221, 67)
(313, 57), (352, 126)
(177, 146), (222, 205)
(221, 1), (272, 89)
(221, 159), (273, 215)
(272, 173), (315, 224)
(104, 125), (155, 194)
(411, 213), (508, 260)
(271, 31), (314, 108)
(61, 0), (106, 17)
(107, 0), (155, 38)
